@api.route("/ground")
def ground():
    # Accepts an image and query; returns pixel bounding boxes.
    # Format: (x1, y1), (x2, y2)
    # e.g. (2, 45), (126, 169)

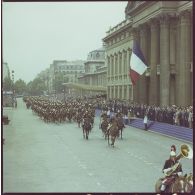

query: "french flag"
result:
(129, 41), (148, 85)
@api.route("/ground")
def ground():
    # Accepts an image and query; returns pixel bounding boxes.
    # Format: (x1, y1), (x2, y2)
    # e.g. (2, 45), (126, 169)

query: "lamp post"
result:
(62, 89), (65, 102)
(11, 70), (15, 107)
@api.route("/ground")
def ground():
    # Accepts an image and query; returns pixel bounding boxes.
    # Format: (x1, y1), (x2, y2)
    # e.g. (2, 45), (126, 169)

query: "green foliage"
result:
(3, 77), (13, 91)
(26, 77), (46, 95)
(53, 72), (65, 93)
(14, 79), (27, 95)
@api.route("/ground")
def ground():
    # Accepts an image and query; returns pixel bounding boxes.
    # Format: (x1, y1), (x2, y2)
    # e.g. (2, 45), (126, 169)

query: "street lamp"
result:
(11, 70), (15, 107)
(62, 89), (65, 102)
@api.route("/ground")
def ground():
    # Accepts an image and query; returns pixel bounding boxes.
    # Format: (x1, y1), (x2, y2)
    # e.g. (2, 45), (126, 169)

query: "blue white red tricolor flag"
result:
(129, 41), (148, 85)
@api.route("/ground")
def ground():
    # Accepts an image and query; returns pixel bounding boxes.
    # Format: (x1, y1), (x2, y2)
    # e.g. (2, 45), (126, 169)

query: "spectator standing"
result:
(143, 114), (148, 131)
(188, 107), (193, 129)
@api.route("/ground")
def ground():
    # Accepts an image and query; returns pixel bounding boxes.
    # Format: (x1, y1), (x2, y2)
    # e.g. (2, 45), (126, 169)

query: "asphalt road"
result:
(2, 98), (193, 193)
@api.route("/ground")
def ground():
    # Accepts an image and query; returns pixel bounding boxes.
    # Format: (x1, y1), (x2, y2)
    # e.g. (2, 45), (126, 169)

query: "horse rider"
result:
(107, 116), (118, 132)
(160, 150), (183, 192)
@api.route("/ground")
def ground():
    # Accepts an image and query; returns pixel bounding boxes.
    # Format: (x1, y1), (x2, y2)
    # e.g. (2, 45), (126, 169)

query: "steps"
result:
(129, 118), (192, 143)
(95, 109), (192, 143)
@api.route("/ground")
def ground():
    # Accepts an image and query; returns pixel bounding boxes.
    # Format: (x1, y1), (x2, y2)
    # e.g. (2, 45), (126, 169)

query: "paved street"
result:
(3, 98), (193, 193)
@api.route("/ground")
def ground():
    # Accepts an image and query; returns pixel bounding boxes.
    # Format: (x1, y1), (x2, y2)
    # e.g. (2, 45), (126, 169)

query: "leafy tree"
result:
(26, 77), (46, 96)
(14, 79), (26, 95)
(53, 72), (65, 93)
(3, 77), (13, 91)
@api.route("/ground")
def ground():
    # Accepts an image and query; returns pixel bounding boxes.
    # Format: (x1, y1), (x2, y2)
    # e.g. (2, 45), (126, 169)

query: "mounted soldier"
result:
(155, 144), (193, 193)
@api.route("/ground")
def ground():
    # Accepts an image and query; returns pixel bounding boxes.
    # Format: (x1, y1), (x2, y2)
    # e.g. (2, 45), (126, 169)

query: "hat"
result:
(170, 151), (176, 156)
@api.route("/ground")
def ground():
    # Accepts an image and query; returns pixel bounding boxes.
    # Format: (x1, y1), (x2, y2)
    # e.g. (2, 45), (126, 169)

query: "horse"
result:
(67, 110), (72, 122)
(184, 173), (193, 193)
(116, 116), (125, 139)
(155, 174), (193, 193)
(107, 120), (119, 147)
(100, 118), (109, 139)
(82, 118), (92, 140)
(76, 112), (83, 128)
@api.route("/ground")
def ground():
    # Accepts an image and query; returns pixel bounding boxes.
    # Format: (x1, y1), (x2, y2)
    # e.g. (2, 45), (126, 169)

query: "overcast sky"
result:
(2, 1), (127, 83)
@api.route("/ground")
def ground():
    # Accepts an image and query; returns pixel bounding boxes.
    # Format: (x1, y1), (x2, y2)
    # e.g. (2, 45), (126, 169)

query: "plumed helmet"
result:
(170, 151), (176, 157)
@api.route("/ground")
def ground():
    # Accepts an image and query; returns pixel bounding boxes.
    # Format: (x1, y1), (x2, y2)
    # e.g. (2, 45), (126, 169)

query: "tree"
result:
(3, 77), (13, 91)
(26, 77), (46, 95)
(53, 72), (65, 93)
(14, 79), (27, 95)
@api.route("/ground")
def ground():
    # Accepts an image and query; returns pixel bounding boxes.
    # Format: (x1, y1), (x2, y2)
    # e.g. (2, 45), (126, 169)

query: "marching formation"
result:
(22, 96), (193, 193)
(23, 96), (125, 146)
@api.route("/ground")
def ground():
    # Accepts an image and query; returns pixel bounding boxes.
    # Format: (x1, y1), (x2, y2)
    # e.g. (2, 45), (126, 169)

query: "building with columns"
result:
(76, 47), (107, 96)
(103, 1), (192, 106)
(48, 60), (85, 93)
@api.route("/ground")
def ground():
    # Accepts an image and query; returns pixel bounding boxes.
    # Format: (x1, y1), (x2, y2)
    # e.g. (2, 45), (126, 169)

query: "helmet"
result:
(170, 151), (176, 157)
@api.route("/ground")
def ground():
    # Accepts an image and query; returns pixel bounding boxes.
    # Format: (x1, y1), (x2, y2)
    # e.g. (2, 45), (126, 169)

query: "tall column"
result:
(119, 52), (122, 75)
(175, 16), (180, 106)
(126, 85), (130, 100)
(113, 85), (116, 99)
(149, 18), (159, 105)
(113, 55), (116, 78)
(169, 18), (177, 106)
(127, 49), (131, 79)
(115, 54), (118, 76)
(121, 85), (124, 99)
(160, 14), (170, 106)
(118, 85), (120, 99)
(178, 11), (191, 106)
(111, 55), (114, 78)
(139, 24), (148, 104)
(121, 51), (124, 77)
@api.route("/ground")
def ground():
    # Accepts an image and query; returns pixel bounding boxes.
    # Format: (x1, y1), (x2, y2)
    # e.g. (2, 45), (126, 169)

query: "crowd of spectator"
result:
(52, 93), (193, 129)
(95, 98), (193, 129)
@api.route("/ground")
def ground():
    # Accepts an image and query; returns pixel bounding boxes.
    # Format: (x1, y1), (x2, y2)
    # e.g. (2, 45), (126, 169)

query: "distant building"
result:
(49, 60), (85, 94)
(75, 47), (107, 96)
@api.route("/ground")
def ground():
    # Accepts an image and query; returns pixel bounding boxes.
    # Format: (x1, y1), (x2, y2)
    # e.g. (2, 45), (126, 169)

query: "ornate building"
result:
(49, 60), (85, 93)
(77, 47), (107, 96)
(103, 1), (192, 106)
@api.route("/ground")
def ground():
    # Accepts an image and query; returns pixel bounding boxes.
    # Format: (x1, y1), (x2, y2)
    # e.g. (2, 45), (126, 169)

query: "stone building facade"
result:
(77, 47), (107, 96)
(103, 1), (192, 106)
(49, 60), (85, 93)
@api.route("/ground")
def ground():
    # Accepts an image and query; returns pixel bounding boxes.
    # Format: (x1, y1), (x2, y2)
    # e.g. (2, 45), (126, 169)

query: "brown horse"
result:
(82, 118), (92, 140)
(184, 173), (193, 193)
(116, 117), (125, 139)
(155, 174), (193, 193)
(101, 118), (109, 139)
(107, 120), (119, 147)
(76, 112), (83, 128)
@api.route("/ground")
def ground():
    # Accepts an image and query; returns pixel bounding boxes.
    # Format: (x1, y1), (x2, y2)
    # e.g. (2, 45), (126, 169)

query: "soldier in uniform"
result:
(160, 151), (183, 192)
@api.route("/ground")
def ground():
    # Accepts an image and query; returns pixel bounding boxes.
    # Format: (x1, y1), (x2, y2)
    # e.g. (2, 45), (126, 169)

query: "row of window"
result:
(58, 65), (84, 70)
(108, 31), (130, 46)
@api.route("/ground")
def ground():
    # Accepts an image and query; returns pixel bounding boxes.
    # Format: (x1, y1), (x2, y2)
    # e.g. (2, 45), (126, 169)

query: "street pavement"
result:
(2, 98), (193, 193)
